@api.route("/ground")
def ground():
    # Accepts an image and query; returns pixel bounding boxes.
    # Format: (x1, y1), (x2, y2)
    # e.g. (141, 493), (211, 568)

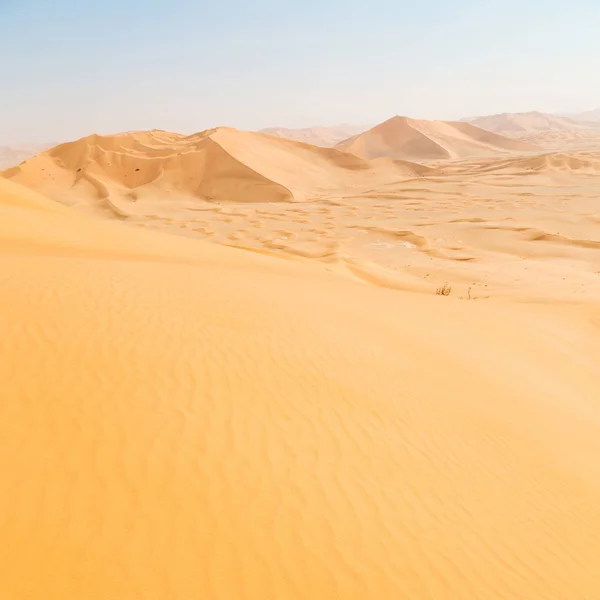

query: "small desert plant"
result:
(436, 282), (452, 296)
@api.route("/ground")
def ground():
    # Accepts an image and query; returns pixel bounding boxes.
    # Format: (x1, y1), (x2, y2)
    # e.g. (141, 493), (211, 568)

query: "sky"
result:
(1, 0), (599, 144)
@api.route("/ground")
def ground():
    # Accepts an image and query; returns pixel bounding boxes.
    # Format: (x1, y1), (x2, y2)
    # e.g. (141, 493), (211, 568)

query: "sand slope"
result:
(335, 116), (537, 161)
(259, 124), (368, 147)
(2, 176), (600, 599)
(1, 127), (433, 216)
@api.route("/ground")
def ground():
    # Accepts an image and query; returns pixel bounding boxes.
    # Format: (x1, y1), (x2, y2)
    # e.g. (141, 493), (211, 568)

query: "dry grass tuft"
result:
(436, 282), (452, 296)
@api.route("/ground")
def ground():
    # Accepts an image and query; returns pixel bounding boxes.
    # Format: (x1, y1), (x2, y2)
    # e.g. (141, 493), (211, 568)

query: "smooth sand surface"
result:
(335, 116), (538, 160)
(3, 129), (600, 599)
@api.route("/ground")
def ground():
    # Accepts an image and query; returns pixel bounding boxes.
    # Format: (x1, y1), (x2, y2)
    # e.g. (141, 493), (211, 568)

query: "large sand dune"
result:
(2, 127), (433, 217)
(2, 175), (600, 599)
(335, 116), (537, 161)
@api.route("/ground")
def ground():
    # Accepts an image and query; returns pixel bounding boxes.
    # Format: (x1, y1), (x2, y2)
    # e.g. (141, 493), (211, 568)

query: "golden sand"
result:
(2, 121), (600, 599)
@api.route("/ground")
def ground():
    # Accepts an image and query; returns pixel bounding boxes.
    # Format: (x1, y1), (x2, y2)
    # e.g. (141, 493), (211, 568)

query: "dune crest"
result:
(335, 116), (538, 161)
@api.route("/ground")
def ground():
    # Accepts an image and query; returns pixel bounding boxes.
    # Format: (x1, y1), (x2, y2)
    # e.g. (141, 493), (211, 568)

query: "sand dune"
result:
(335, 116), (537, 161)
(1, 127), (434, 218)
(3, 175), (600, 599)
(259, 124), (368, 147)
(463, 110), (598, 134)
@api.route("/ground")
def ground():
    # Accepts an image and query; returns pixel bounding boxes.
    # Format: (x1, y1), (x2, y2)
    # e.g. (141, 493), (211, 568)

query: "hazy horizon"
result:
(1, 0), (599, 144)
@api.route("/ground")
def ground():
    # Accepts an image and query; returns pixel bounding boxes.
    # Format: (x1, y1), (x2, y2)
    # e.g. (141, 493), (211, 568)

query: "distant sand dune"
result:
(514, 129), (600, 150)
(463, 110), (599, 134)
(334, 116), (538, 161)
(259, 124), (368, 147)
(463, 151), (600, 174)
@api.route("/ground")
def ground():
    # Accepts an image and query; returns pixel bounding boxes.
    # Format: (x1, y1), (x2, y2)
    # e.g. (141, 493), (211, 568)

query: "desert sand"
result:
(334, 116), (538, 160)
(3, 118), (600, 599)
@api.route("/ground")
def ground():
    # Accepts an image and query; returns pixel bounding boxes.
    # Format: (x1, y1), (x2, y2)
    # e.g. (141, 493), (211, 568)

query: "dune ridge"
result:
(334, 116), (538, 161)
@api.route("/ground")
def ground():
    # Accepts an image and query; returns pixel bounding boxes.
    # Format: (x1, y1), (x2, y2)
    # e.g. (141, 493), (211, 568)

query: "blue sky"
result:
(1, 0), (599, 143)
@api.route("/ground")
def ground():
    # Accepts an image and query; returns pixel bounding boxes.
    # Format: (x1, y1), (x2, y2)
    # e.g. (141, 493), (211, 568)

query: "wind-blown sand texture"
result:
(334, 116), (538, 160)
(3, 127), (600, 599)
(259, 124), (367, 147)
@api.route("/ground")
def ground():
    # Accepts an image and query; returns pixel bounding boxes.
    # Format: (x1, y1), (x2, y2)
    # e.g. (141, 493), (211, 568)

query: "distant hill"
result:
(334, 116), (537, 161)
(569, 108), (600, 122)
(0, 144), (54, 169)
(462, 111), (596, 134)
(259, 124), (368, 147)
